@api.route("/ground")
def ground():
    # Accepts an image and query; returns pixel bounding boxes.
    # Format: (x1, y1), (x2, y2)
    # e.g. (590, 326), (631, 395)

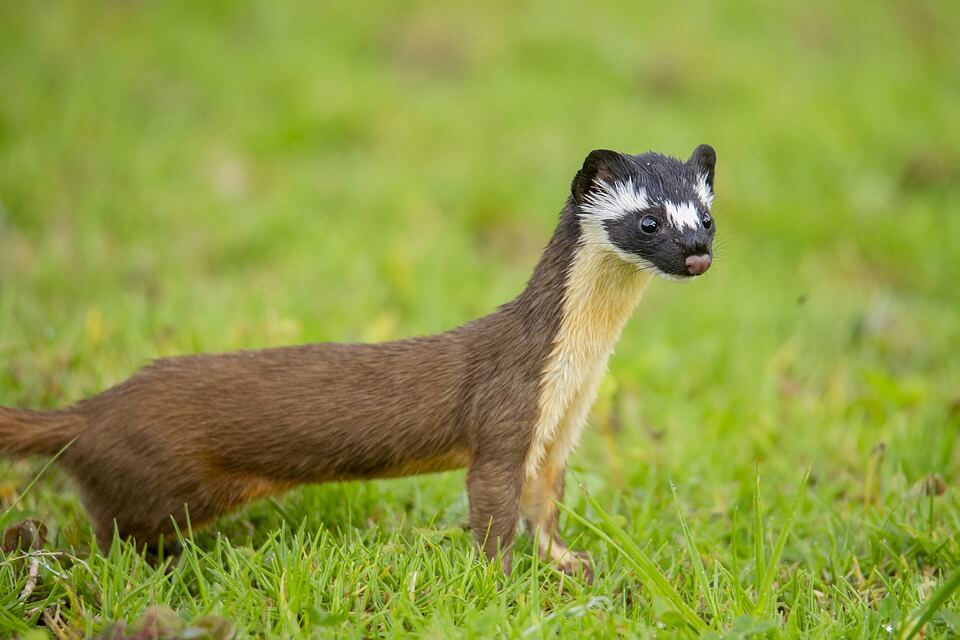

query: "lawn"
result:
(1, 1), (959, 637)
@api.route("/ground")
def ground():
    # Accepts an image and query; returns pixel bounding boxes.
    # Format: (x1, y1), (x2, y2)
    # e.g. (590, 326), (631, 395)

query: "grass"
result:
(1, 0), (959, 637)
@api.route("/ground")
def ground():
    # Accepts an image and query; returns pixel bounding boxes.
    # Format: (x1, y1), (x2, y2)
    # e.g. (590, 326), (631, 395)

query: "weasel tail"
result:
(0, 407), (82, 456)
(0, 145), (718, 581)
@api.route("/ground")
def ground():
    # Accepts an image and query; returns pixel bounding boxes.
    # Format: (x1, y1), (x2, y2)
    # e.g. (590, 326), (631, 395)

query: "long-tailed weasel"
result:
(0, 145), (717, 578)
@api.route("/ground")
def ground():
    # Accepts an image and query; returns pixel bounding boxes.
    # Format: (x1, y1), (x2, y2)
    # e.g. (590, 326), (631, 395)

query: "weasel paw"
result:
(555, 549), (594, 583)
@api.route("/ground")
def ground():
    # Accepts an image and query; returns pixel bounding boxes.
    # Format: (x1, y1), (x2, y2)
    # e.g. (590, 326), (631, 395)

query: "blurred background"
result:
(0, 0), (958, 619)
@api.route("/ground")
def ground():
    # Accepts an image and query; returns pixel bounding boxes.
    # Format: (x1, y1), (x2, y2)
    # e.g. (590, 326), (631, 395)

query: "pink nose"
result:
(685, 254), (712, 275)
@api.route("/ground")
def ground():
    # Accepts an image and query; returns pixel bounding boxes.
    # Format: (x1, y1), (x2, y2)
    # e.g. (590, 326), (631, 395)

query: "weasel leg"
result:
(521, 461), (593, 582)
(466, 457), (524, 574)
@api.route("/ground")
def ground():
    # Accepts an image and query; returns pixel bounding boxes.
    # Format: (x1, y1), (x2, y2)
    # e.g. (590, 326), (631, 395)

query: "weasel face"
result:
(571, 145), (717, 280)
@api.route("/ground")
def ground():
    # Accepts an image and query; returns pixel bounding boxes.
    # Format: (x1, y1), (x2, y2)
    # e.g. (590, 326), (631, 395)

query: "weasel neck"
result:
(521, 207), (652, 478)
(512, 207), (651, 341)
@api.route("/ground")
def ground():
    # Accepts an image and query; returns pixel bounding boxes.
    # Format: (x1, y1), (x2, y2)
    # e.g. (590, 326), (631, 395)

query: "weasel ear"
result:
(571, 149), (629, 204)
(688, 144), (717, 189)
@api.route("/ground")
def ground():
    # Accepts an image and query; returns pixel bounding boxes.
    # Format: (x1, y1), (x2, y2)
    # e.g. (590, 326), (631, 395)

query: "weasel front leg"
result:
(520, 460), (594, 582)
(466, 455), (525, 574)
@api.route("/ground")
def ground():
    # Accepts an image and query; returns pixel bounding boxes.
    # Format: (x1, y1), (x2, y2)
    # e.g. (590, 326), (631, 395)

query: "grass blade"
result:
(754, 467), (810, 616)
(729, 503), (757, 614)
(0, 438), (75, 530)
(897, 566), (960, 640)
(753, 467), (766, 600)
(561, 486), (706, 633)
(670, 481), (720, 622)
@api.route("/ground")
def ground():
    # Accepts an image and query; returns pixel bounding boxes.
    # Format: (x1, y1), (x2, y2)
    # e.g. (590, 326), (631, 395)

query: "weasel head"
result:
(571, 144), (717, 280)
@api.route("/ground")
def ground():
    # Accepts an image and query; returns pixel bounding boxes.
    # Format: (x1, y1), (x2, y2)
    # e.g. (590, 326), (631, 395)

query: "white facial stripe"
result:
(665, 201), (701, 231)
(579, 218), (655, 270)
(579, 178), (649, 220)
(694, 173), (714, 207)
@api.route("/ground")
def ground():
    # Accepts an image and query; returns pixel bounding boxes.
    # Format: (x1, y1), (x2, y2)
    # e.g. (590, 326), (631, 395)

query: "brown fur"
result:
(0, 209), (592, 574)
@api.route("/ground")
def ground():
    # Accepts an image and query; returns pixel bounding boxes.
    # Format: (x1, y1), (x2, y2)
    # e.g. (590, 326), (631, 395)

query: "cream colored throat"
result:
(525, 244), (651, 479)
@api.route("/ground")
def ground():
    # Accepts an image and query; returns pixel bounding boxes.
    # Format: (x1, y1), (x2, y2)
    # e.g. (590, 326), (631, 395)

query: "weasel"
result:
(0, 145), (717, 578)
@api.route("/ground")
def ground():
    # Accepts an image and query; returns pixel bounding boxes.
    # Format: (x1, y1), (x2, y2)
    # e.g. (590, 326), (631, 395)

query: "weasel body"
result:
(0, 145), (718, 577)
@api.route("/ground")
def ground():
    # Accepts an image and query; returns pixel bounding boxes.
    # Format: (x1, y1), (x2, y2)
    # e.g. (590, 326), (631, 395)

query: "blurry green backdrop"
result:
(1, 1), (958, 637)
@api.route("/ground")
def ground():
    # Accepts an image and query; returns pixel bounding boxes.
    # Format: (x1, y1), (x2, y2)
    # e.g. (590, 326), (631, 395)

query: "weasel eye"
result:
(640, 216), (660, 234)
(702, 211), (713, 229)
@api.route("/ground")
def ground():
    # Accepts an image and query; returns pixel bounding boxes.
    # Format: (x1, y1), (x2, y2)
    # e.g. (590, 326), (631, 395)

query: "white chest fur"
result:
(524, 243), (651, 479)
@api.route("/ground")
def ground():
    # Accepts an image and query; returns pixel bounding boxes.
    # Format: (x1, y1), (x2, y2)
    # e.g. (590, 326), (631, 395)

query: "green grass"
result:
(2, 0), (959, 637)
